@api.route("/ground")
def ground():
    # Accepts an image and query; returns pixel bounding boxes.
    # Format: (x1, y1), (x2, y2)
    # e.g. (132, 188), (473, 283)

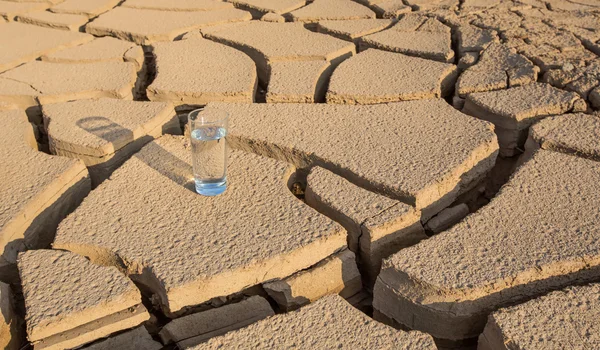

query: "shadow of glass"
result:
(76, 116), (135, 145)
(134, 142), (195, 191)
(76, 116), (194, 192)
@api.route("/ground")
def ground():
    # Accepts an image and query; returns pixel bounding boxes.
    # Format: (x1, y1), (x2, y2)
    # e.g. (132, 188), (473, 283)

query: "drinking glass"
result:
(188, 108), (228, 196)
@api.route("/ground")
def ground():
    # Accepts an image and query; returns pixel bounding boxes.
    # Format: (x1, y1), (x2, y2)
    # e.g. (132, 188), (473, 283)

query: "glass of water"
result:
(188, 108), (228, 196)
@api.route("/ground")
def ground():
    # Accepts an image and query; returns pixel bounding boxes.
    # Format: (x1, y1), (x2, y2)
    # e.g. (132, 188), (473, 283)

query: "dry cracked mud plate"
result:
(18, 249), (149, 350)
(147, 36), (257, 107)
(0, 22), (92, 73)
(86, 6), (252, 44)
(213, 100), (498, 219)
(234, 0), (307, 15)
(360, 14), (454, 63)
(374, 149), (600, 342)
(159, 296), (274, 348)
(525, 112), (600, 162)
(327, 49), (457, 104)
(121, 0), (234, 12)
(288, 0), (376, 23)
(263, 249), (362, 311)
(480, 283), (600, 349)
(41, 98), (180, 186)
(266, 60), (332, 103)
(82, 326), (161, 350)
(158, 247), (361, 348)
(37, 36), (147, 99)
(200, 21), (355, 84)
(54, 135), (347, 315)
(463, 83), (585, 157)
(192, 294), (436, 349)
(306, 167), (426, 287)
(356, 0), (412, 18)
(455, 42), (539, 98)
(15, 11), (90, 32)
(40, 36), (144, 67)
(15, 11), (89, 32)
(0, 1), (50, 21)
(316, 18), (396, 43)
(49, 0), (121, 18)
(0, 61), (139, 120)
(0, 110), (90, 281)
(1, 1), (600, 349)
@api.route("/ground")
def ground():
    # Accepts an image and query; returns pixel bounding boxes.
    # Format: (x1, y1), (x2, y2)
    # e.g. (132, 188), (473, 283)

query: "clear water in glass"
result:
(188, 108), (228, 196)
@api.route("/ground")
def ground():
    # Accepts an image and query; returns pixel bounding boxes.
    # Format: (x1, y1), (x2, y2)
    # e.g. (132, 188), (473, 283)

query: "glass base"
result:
(194, 179), (227, 196)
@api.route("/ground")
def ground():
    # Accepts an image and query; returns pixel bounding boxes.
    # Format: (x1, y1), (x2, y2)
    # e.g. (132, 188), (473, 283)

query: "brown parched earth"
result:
(1, 0), (600, 349)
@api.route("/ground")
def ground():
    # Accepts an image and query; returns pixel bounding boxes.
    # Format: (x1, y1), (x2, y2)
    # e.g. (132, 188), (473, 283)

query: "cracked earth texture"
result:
(0, 0), (599, 349)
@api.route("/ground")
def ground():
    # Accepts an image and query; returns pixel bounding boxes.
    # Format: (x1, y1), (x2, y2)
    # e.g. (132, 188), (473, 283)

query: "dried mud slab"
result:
(41, 37), (144, 67)
(305, 167), (426, 286)
(191, 295), (436, 349)
(289, 0), (376, 23)
(0, 110), (89, 279)
(468, 8), (523, 32)
(83, 326), (161, 350)
(0, 22), (92, 73)
(404, 0), (458, 10)
(470, 9), (600, 85)
(0, 0), (48, 20)
(316, 19), (395, 43)
(159, 296), (274, 348)
(15, 11), (89, 31)
(86, 7), (252, 44)
(0, 78), (43, 114)
(263, 249), (362, 311)
(455, 25), (498, 57)
(546, 0), (600, 11)
(456, 43), (539, 98)
(327, 49), (458, 104)
(479, 284), (600, 349)
(374, 149), (600, 341)
(525, 113), (600, 162)
(0, 282), (18, 350)
(41, 37), (146, 98)
(0, 61), (138, 113)
(147, 37), (257, 107)
(543, 60), (600, 101)
(457, 52), (479, 72)
(424, 203), (469, 234)
(357, 0), (411, 19)
(460, 0), (522, 12)
(229, 0), (306, 15)
(515, 7), (600, 39)
(266, 60), (331, 103)
(121, 0), (234, 11)
(533, 50), (599, 74)
(42, 99), (180, 185)
(49, 0), (120, 18)
(202, 21), (355, 83)
(463, 83), (583, 157)
(53, 48), (143, 100)
(500, 19), (594, 72)
(19, 250), (149, 350)
(54, 136), (347, 315)
(214, 100), (498, 218)
(360, 14), (454, 63)
(260, 12), (285, 22)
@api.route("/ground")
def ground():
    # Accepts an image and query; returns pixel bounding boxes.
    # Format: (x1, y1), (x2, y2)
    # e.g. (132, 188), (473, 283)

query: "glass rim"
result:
(188, 107), (229, 124)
